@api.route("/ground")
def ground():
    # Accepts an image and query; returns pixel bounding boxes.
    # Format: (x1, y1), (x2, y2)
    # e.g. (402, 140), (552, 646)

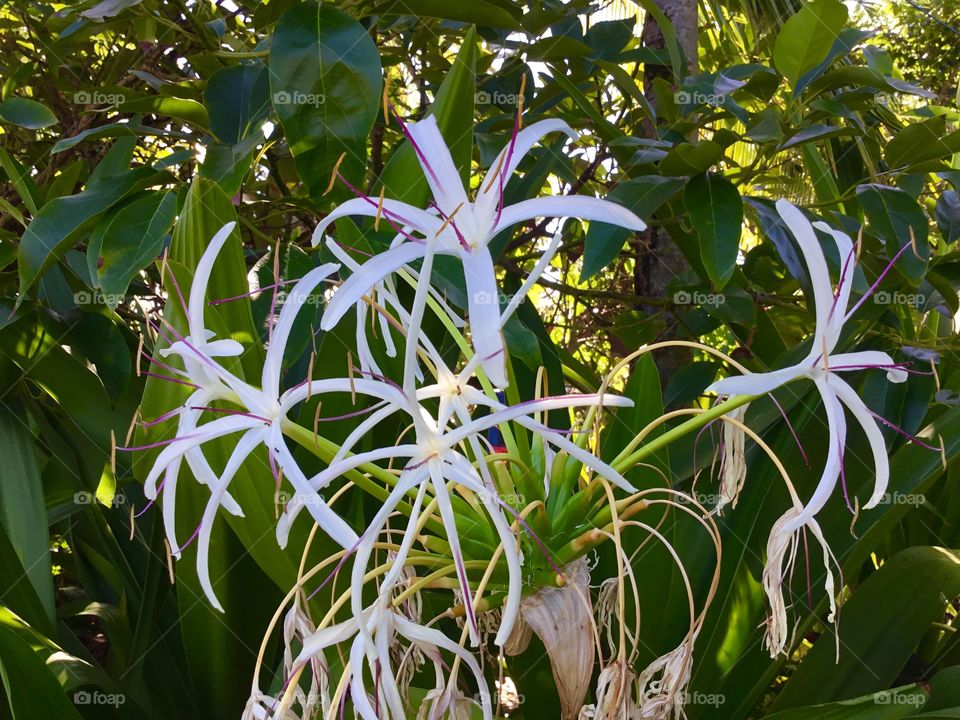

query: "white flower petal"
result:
(474, 119), (578, 225)
(309, 197), (441, 248)
(829, 350), (908, 383)
(188, 222), (236, 338)
(776, 200), (835, 355)
(492, 195), (646, 239)
(320, 243), (428, 332)
(261, 262), (339, 399)
(405, 115), (473, 232)
(828, 374), (890, 510)
(812, 221), (855, 341)
(463, 248), (508, 387)
(197, 428), (263, 610)
(707, 364), (807, 397)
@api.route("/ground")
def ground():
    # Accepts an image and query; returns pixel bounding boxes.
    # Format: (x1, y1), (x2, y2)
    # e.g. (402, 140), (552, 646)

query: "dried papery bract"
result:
(503, 612), (533, 657)
(717, 403), (749, 513)
(521, 558), (596, 720)
(591, 660), (639, 719)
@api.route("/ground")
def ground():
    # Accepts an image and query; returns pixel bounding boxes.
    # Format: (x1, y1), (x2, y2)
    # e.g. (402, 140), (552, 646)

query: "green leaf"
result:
(581, 176), (684, 280)
(0, 147), (41, 214)
(659, 140), (723, 177)
(765, 687), (929, 719)
(775, 547), (960, 707)
(117, 95), (209, 129)
(17, 165), (170, 300)
(369, 0), (521, 28)
(685, 173), (742, 288)
(856, 184), (929, 285)
(0, 97), (58, 129)
(886, 116), (960, 171)
(204, 63), (270, 144)
(269, 2), (382, 203)
(0, 622), (83, 720)
(86, 191), (176, 306)
(936, 190), (960, 244)
(0, 407), (55, 630)
(774, 0), (849, 89)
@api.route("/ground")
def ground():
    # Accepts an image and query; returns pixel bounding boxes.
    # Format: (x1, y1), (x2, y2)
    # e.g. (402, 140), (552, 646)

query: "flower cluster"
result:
(133, 106), (918, 717)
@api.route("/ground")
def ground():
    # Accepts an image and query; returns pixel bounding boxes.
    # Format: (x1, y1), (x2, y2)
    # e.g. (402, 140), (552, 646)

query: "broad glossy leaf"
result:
(775, 547), (960, 707)
(0, 409), (55, 631)
(17, 165), (170, 300)
(269, 2), (381, 203)
(0, 618), (83, 719)
(886, 116), (960, 171)
(0, 97), (58, 129)
(765, 687), (929, 719)
(369, 0), (521, 28)
(856, 184), (930, 285)
(86, 191), (176, 307)
(204, 63), (270, 145)
(936, 190), (960, 244)
(774, 0), (849, 89)
(685, 172), (742, 288)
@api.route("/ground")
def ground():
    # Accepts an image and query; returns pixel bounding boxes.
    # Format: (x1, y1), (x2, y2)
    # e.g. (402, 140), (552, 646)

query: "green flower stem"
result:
(611, 393), (757, 474)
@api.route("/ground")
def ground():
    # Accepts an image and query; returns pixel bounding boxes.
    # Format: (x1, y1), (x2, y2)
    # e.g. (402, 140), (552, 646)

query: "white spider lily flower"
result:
(276, 373), (635, 647)
(312, 115), (646, 387)
(284, 599), (493, 720)
(138, 225), (366, 609)
(708, 200), (909, 530)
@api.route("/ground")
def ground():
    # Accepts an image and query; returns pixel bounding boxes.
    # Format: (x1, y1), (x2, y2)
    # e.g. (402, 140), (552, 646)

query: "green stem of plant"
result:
(611, 393), (757, 473)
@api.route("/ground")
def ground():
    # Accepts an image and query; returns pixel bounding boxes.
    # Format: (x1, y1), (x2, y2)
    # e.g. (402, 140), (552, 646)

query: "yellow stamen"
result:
(374, 186), (385, 231)
(941, 436), (948, 471)
(129, 503), (135, 541)
(435, 202), (465, 238)
(110, 430), (117, 480)
(135, 334), (144, 377)
(313, 400), (323, 448)
(124, 409), (139, 447)
(855, 226), (863, 261)
(306, 351), (315, 400)
(849, 497), (860, 538)
(517, 74), (527, 129)
(931, 358), (941, 392)
(482, 150), (508, 195)
(909, 226), (920, 259)
(163, 539), (175, 584)
(324, 152), (347, 196)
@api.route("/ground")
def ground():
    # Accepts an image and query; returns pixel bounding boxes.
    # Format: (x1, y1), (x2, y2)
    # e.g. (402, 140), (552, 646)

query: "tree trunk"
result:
(634, 0), (698, 388)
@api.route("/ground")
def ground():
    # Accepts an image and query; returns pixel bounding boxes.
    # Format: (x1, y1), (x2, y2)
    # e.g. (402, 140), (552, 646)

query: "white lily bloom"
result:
(707, 200), (912, 656)
(708, 200), (908, 529)
(312, 116), (646, 387)
(139, 224), (370, 609)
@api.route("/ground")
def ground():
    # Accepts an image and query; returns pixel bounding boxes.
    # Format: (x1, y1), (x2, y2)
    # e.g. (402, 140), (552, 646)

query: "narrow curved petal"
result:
(309, 196), (441, 248)
(775, 200), (835, 353)
(204, 338), (244, 357)
(394, 614), (493, 720)
(261, 262), (339, 399)
(279, 376), (408, 415)
(829, 350), (908, 383)
(197, 428), (263, 610)
(492, 195), (646, 240)
(828, 374), (890, 510)
(320, 243), (428, 332)
(707, 364), (807, 398)
(463, 248), (508, 387)
(474, 119), (579, 223)
(500, 230), (563, 328)
(184, 448), (243, 516)
(188, 222), (236, 337)
(293, 615), (360, 667)
(786, 377), (847, 531)
(405, 115), (473, 231)
(266, 425), (359, 550)
(812, 221), (855, 342)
